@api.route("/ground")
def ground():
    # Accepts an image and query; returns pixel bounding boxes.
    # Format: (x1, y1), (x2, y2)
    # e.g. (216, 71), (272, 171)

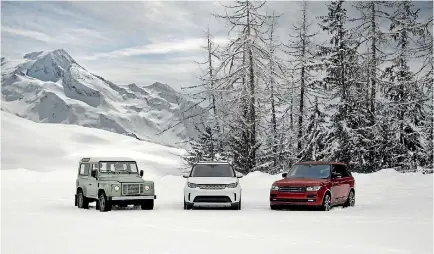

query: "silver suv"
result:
(74, 157), (156, 212)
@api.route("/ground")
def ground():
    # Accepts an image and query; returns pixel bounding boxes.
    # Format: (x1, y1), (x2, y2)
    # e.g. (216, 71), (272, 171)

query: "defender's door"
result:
(87, 163), (98, 198)
(78, 163), (91, 197)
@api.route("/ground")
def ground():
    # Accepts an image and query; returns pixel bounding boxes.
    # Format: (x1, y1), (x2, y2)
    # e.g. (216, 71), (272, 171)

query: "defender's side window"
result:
(79, 163), (90, 176)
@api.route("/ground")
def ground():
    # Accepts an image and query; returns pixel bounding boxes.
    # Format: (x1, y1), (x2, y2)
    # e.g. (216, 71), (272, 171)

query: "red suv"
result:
(269, 161), (355, 211)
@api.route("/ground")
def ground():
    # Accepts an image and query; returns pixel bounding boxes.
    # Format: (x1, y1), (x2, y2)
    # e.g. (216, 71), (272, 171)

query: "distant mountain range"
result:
(1, 49), (206, 147)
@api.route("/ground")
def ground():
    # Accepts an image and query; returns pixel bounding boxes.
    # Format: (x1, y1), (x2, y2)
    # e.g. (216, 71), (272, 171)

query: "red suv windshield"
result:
(286, 164), (331, 179)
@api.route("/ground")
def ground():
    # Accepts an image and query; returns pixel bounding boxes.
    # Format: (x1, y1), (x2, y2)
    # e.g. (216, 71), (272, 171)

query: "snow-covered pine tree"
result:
(414, 13), (433, 170)
(341, 1), (395, 172)
(298, 97), (328, 162)
(213, 1), (274, 174)
(380, 0), (427, 171)
(351, 1), (392, 118)
(182, 120), (229, 167)
(181, 28), (227, 166)
(317, 0), (366, 170)
(283, 0), (322, 161)
(256, 11), (293, 173)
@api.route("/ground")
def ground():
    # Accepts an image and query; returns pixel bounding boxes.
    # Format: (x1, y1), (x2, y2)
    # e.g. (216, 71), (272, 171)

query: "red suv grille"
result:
(278, 186), (306, 193)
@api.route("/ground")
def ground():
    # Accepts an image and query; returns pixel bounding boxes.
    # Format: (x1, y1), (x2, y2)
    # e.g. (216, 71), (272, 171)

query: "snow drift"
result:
(1, 49), (205, 147)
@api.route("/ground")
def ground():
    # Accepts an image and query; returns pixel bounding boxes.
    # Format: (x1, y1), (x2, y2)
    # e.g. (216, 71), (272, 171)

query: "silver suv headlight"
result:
(306, 186), (321, 191)
(187, 182), (198, 188)
(144, 185), (150, 191)
(227, 182), (238, 188)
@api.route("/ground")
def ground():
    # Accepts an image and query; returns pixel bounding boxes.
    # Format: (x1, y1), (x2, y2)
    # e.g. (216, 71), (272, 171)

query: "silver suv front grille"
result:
(122, 183), (143, 195)
(198, 184), (226, 190)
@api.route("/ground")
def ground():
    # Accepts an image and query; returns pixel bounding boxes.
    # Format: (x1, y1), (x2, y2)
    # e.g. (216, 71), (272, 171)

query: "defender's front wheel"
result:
(77, 190), (89, 209)
(141, 200), (154, 210)
(98, 192), (112, 212)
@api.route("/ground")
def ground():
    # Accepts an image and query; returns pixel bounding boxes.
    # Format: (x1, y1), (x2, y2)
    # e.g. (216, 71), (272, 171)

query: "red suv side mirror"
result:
(282, 172), (287, 178)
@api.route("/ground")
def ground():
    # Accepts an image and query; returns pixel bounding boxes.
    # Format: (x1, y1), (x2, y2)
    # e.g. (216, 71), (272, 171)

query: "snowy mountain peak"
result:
(23, 51), (45, 60)
(146, 82), (176, 93)
(1, 49), (205, 147)
(25, 48), (78, 82)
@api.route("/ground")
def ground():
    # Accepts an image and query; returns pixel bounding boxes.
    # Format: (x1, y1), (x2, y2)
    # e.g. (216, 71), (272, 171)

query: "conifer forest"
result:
(180, 0), (433, 174)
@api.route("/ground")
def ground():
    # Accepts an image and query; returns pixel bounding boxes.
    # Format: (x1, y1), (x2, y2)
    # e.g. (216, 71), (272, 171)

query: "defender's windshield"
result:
(286, 164), (330, 179)
(99, 161), (138, 174)
(190, 164), (235, 177)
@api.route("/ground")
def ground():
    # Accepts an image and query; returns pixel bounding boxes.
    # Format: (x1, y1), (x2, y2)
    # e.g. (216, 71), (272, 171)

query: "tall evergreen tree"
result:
(284, 0), (321, 160)
(380, 0), (426, 171)
(317, 0), (363, 167)
(213, 0), (274, 174)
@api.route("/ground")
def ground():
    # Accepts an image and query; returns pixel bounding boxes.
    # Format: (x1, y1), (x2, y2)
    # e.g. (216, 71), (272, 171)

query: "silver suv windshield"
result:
(99, 161), (138, 174)
(190, 164), (235, 177)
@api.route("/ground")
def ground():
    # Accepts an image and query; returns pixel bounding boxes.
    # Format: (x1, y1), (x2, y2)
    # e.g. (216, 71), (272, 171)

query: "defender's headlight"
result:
(227, 182), (238, 188)
(271, 185), (279, 191)
(187, 182), (198, 188)
(306, 186), (321, 191)
(112, 185), (120, 192)
(144, 185), (150, 191)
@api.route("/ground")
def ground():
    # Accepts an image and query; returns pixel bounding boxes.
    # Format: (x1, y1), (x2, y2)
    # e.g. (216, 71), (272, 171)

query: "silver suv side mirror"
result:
(182, 173), (189, 178)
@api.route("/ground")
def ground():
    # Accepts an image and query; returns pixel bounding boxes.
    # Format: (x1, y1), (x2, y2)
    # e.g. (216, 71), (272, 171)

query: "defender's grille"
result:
(193, 196), (231, 203)
(198, 184), (226, 190)
(279, 186), (306, 193)
(122, 184), (142, 195)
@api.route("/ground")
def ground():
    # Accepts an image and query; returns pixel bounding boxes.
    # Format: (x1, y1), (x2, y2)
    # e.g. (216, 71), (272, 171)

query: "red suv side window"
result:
(333, 165), (350, 178)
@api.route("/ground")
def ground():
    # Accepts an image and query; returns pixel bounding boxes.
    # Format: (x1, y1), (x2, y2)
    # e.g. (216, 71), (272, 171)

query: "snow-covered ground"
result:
(1, 111), (433, 254)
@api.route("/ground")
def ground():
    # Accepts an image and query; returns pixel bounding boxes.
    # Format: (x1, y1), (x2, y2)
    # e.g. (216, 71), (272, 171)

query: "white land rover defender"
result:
(75, 157), (156, 212)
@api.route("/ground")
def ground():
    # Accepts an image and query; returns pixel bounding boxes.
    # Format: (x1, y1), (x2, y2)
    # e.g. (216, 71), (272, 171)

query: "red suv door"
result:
(333, 164), (353, 204)
(330, 165), (344, 204)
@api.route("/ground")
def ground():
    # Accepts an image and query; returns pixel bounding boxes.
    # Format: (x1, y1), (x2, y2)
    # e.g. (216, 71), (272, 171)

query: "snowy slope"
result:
(1, 111), (432, 254)
(0, 110), (185, 175)
(1, 49), (205, 147)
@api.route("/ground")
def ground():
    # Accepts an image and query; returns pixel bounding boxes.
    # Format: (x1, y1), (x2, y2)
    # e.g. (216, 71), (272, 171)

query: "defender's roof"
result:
(80, 157), (136, 163)
(295, 161), (347, 166)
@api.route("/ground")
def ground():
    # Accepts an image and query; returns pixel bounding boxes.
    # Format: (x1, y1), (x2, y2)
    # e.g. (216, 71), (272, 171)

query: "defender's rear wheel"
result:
(77, 189), (89, 209)
(141, 200), (154, 210)
(321, 193), (331, 211)
(98, 192), (112, 212)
